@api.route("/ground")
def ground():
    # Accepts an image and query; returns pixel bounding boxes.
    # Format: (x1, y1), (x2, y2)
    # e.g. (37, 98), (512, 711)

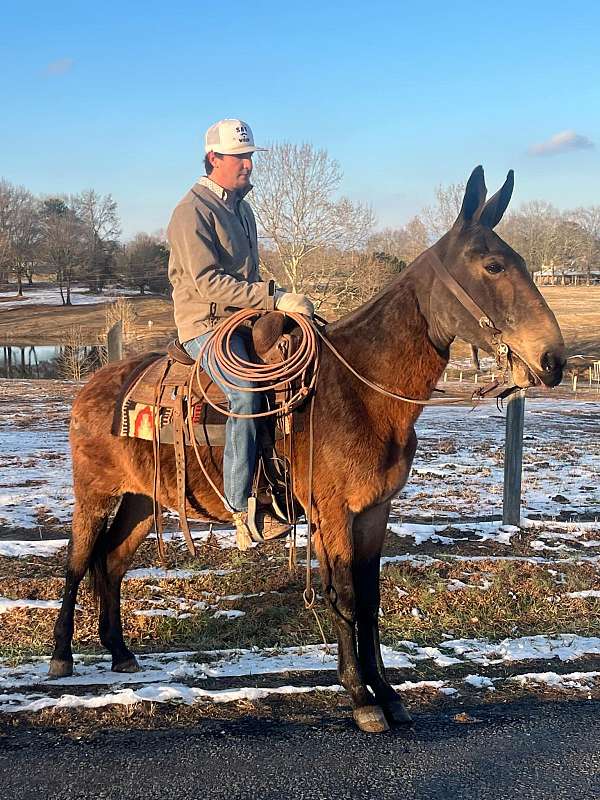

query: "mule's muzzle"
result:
(538, 350), (565, 387)
(509, 348), (565, 389)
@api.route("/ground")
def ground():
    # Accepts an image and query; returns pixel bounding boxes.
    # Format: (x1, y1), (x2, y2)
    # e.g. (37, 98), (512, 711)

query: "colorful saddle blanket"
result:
(113, 344), (229, 447)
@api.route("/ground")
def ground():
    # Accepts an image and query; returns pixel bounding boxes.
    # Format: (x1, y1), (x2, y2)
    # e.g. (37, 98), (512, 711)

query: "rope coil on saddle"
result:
(183, 309), (320, 555)
(189, 309), (319, 418)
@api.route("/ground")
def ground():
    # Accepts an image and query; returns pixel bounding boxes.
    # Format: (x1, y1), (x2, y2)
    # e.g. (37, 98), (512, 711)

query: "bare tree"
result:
(0, 180), (13, 284)
(38, 197), (86, 305)
(251, 143), (375, 293)
(422, 181), (466, 241)
(74, 190), (121, 292)
(116, 232), (169, 294)
(0, 181), (40, 295)
(567, 206), (600, 283)
(56, 327), (96, 381)
(499, 201), (589, 276)
(367, 216), (429, 266)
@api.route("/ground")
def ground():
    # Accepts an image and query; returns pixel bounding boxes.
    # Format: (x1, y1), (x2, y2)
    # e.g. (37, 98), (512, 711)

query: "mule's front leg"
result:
(353, 503), (412, 726)
(316, 518), (389, 733)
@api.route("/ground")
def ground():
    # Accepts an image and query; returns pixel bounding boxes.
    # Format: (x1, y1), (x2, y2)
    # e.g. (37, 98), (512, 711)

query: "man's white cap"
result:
(204, 119), (267, 155)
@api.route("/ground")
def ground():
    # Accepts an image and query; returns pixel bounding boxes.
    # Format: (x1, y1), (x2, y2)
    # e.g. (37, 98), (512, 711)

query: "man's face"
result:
(208, 151), (253, 192)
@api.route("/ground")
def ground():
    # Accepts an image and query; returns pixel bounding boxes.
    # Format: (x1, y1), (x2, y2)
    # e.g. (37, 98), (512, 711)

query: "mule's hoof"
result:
(353, 705), (390, 734)
(48, 658), (73, 678)
(112, 657), (141, 673)
(384, 700), (413, 726)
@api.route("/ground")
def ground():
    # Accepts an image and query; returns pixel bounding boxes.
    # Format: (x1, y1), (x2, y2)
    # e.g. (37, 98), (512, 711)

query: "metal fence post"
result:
(502, 389), (526, 526)
(107, 320), (123, 363)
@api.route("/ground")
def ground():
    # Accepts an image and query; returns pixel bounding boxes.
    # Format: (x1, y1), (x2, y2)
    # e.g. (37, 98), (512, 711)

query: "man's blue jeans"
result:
(183, 331), (261, 512)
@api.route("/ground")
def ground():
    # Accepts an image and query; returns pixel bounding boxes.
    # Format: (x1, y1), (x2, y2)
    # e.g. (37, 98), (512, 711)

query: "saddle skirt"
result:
(112, 312), (305, 448)
(114, 343), (230, 447)
(110, 313), (311, 555)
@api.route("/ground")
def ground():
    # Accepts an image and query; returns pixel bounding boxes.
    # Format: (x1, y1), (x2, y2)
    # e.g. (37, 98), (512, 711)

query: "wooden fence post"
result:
(107, 320), (123, 362)
(502, 389), (526, 526)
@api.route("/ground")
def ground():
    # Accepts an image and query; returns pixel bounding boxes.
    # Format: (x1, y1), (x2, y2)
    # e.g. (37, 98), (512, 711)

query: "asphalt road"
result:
(1, 699), (599, 800)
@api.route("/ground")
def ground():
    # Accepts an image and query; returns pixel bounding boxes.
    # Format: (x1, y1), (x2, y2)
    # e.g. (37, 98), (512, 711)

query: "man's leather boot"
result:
(232, 509), (292, 551)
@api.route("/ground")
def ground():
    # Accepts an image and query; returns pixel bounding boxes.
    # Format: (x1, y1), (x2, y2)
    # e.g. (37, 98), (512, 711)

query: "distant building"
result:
(534, 266), (600, 286)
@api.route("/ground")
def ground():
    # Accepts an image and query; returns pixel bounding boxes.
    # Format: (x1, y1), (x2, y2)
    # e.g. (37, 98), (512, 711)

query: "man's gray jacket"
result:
(167, 180), (275, 342)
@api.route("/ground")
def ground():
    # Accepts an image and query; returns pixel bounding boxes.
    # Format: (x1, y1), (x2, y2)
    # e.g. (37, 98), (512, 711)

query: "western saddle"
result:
(112, 313), (306, 555)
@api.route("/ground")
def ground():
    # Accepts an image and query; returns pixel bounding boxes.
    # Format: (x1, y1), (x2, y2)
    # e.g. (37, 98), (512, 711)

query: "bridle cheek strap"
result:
(423, 249), (510, 379)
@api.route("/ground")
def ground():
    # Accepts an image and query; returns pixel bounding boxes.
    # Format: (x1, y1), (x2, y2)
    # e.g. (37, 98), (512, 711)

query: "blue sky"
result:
(1, 0), (599, 238)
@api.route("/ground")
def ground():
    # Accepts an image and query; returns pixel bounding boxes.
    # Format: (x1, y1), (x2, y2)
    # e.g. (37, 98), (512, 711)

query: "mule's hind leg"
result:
(49, 495), (117, 677)
(94, 493), (154, 672)
(353, 502), (412, 725)
(315, 513), (389, 734)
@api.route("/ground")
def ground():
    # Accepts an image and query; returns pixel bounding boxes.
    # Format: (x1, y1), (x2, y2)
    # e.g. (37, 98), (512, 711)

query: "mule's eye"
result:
(485, 262), (504, 274)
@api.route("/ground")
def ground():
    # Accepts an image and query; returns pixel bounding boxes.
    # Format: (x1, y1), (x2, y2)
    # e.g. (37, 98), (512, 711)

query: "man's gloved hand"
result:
(274, 289), (314, 317)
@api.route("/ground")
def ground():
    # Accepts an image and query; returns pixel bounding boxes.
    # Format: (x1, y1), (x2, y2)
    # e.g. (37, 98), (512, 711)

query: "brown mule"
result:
(50, 167), (565, 732)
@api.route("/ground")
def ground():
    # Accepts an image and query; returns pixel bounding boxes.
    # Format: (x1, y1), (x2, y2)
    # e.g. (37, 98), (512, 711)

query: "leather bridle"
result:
(424, 249), (511, 395)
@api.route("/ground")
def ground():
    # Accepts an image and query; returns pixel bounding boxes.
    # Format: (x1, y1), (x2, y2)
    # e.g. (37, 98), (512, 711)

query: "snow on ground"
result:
(7, 669), (600, 714)
(438, 634), (600, 664)
(1, 385), (599, 716)
(0, 386), (598, 532)
(510, 671), (600, 691)
(2, 636), (600, 713)
(0, 539), (67, 557)
(0, 597), (65, 613)
(399, 399), (600, 521)
(0, 286), (136, 311)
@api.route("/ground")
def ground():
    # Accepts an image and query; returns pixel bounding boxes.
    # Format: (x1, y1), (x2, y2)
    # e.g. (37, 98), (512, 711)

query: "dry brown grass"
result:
(379, 559), (600, 644)
(0, 295), (175, 352)
(2, 531), (600, 663)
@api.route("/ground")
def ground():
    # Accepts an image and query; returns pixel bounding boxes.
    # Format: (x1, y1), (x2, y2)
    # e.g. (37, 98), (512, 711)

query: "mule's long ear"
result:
(477, 170), (514, 229)
(456, 165), (487, 226)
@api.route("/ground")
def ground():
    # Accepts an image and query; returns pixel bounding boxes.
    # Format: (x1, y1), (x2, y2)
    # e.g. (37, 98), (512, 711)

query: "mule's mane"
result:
(325, 258), (446, 412)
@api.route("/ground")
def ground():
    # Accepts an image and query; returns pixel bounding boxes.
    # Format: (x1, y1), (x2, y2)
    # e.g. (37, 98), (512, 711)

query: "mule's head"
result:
(428, 166), (565, 387)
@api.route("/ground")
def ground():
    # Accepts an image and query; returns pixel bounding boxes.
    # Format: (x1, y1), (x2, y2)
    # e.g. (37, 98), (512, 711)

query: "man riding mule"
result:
(167, 118), (314, 547)
(50, 165), (565, 733)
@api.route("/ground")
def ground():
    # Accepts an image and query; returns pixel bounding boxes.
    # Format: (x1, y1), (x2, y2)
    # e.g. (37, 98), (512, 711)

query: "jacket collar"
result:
(198, 176), (253, 205)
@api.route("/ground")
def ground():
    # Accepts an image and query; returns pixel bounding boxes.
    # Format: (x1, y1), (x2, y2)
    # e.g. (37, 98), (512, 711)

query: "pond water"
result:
(0, 345), (105, 379)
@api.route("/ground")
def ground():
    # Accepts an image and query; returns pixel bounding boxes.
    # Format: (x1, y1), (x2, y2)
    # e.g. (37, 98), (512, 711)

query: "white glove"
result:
(274, 289), (314, 317)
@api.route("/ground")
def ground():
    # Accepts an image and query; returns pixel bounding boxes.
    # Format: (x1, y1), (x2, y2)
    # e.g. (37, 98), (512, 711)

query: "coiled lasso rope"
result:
(187, 308), (320, 419)
(184, 308), (320, 510)
(184, 308), (324, 621)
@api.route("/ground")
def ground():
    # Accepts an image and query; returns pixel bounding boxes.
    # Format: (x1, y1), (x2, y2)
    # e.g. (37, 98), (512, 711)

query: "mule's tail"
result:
(87, 520), (110, 604)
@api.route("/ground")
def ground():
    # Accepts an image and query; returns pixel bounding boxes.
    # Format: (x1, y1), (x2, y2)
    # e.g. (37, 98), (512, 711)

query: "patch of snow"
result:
(463, 674), (495, 689)
(124, 568), (231, 581)
(133, 609), (191, 619)
(0, 597), (70, 613)
(530, 540), (570, 552)
(447, 579), (471, 591)
(212, 610), (246, 619)
(440, 634), (600, 665)
(510, 671), (600, 691)
(0, 675), (454, 714)
(0, 539), (68, 557)
(0, 286), (137, 311)
(0, 682), (344, 713)
(388, 522), (456, 546)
